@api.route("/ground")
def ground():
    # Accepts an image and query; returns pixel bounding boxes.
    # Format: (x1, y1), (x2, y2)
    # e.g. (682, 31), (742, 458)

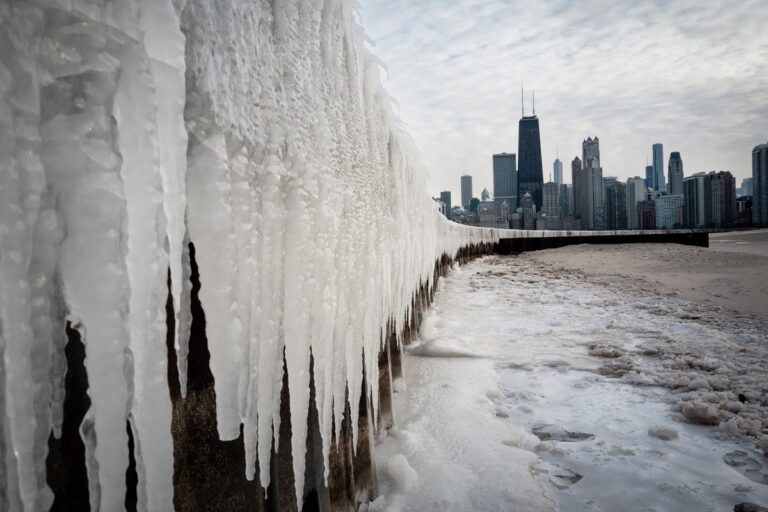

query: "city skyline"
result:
(360, 0), (768, 201)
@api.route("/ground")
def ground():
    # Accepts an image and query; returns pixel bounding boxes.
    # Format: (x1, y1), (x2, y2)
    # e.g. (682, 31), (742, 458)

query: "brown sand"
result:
(524, 229), (768, 322)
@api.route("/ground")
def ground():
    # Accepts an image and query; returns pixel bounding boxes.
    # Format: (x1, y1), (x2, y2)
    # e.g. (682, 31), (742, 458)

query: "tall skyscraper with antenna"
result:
(518, 87), (544, 208)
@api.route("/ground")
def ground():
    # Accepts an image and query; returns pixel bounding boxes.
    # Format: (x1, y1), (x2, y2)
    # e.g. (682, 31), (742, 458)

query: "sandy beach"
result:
(525, 229), (768, 322)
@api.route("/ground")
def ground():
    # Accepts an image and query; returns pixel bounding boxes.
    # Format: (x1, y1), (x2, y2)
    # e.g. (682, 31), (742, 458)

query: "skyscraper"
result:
(518, 93), (543, 208)
(587, 157), (606, 229)
(542, 181), (561, 227)
(710, 171), (736, 228)
(571, 157), (584, 228)
(683, 173), (707, 228)
(606, 180), (627, 230)
(581, 137), (602, 229)
(493, 153), (516, 222)
(668, 152), (684, 196)
(652, 143), (665, 192)
(553, 158), (563, 185)
(626, 177), (646, 229)
(440, 191), (452, 219)
(645, 164), (654, 189)
(754, 143), (768, 227)
(460, 175), (473, 210)
(582, 137), (600, 167)
(521, 192), (536, 230)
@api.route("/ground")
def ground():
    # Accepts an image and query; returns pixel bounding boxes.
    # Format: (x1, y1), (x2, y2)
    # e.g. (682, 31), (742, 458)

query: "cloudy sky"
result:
(360, 0), (768, 201)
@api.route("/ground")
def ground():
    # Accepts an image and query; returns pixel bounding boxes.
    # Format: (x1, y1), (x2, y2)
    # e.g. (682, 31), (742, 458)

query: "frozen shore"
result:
(371, 242), (768, 511)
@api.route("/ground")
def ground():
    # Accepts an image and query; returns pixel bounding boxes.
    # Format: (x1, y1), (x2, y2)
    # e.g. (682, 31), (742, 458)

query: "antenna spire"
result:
(521, 84), (524, 117)
(533, 89), (536, 116)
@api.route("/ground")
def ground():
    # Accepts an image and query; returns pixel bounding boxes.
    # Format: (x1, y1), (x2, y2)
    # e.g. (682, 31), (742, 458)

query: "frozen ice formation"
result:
(0, 0), (499, 510)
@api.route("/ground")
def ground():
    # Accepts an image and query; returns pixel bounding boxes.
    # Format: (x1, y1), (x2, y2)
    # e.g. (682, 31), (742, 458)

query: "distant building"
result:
(440, 191), (452, 219)
(606, 181), (627, 230)
(683, 173), (707, 228)
(656, 195), (684, 229)
(478, 199), (496, 227)
(460, 175), (473, 210)
(582, 137), (600, 167)
(652, 143), (665, 192)
(571, 157), (585, 229)
(709, 171), (736, 227)
(450, 206), (465, 223)
(577, 137), (602, 230)
(518, 111), (544, 208)
(493, 153), (517, 222)
(501, 201), (510, 226)
(542, 181), (561, 227)
(668, 152), (684, 196)
(586, 157), (606, 229)
(754, 143), (768, 226)
(645, 165), (654, 190)
(481, 187), (490, 201)
(433, 197), (447, 217)
(626, 177), (646, 230)
(553, 158), (563, 185)
(646, 189), (661, 203)
(560, 184), (571, 218)
(637, 200), (657, 230)
(736, 196), (752, 225)
(738, 177), (753, 197)
(521, 192), (536, 230)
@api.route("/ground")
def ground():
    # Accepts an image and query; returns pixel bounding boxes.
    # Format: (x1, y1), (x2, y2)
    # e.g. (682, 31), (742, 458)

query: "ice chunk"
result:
(648, 426), (679, 441)
(681, 402), (721, 426)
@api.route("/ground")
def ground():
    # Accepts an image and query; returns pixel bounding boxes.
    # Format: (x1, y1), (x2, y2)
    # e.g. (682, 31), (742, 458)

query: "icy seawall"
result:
(0, 1), (498, 511)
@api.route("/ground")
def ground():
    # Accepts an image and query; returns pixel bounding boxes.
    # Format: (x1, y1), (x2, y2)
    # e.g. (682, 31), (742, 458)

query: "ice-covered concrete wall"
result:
(0, 1), (498, 510)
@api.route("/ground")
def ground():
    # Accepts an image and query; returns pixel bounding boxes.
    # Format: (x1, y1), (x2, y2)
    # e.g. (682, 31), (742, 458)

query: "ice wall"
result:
(0, 1), (498, 510)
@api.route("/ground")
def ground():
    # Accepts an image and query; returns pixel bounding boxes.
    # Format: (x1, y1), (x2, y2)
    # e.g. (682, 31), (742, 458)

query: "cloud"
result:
(360, 0), (768, 199)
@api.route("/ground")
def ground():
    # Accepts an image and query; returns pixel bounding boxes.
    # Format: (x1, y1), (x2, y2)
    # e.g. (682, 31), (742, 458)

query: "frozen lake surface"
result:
(369, 255), (768, 512)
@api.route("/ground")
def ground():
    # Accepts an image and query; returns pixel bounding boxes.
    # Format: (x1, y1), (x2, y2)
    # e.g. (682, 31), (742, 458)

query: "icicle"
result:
(137, 0), (189, 381)
(185, 132), (242, 441)
(113, 24), (174, 512)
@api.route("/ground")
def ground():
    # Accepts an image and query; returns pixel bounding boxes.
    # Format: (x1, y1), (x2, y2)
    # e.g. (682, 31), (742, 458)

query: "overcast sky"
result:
(360, 0), (768, 201)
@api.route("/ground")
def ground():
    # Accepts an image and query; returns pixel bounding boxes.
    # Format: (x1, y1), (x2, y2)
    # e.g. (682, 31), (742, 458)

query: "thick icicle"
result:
(185, 133), (243, 440)
(113, 23), (174, 511)
(137, 0), (189, 394)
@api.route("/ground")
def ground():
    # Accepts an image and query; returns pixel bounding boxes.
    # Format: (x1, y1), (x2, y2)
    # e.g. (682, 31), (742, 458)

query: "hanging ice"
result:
(0, 0), (501, 510)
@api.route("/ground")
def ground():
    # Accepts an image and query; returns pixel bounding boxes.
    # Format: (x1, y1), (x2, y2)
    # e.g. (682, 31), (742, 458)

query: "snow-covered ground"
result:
(370, 254), (768, 512)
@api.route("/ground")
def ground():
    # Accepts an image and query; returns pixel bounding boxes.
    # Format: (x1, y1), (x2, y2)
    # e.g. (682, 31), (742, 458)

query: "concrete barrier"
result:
(495, 230), (708, 254)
